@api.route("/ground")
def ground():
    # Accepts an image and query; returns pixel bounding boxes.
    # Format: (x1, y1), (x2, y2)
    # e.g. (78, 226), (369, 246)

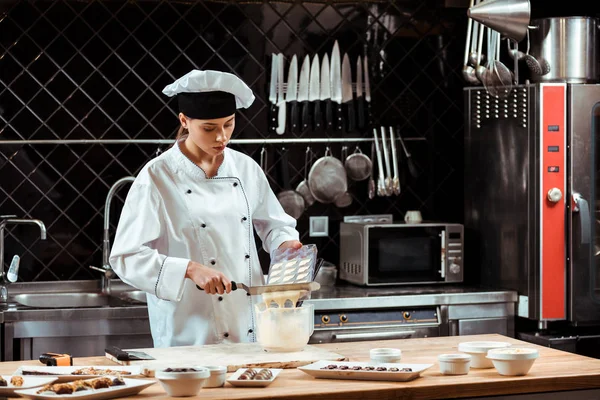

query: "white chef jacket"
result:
(109, 142), (299, 348)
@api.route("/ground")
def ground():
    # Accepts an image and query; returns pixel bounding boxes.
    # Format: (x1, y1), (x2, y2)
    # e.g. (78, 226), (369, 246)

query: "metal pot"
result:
(529, 17), (599, 83)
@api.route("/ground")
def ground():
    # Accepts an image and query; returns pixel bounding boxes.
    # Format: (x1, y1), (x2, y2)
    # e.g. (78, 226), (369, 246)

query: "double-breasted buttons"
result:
(248, 329), (254, 334)
(210, 260), (216, 265)
(218, 296), (223, 301)
(224, 332), (229, 338)
(186, 189), (192, 194)
(245, 254), (250, 259)
(242, 217), (247, 222)
(201, 223), (206, 228)
(233, 182), (238, 187)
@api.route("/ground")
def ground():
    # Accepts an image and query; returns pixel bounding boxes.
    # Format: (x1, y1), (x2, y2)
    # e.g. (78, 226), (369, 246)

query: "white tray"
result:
(13, 367), (144, 383)
(0, 376), (57, 397)
(15, 378), (155, 400)
(298, 361), (433, 382)
(227, 368), (281, 387)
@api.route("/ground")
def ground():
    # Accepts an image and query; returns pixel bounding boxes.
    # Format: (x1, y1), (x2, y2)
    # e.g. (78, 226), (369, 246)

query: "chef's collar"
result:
(162, 70), (255, 119)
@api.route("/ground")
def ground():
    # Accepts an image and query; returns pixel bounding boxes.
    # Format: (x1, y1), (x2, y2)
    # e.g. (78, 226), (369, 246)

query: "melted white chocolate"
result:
(262, 290), (302, 308)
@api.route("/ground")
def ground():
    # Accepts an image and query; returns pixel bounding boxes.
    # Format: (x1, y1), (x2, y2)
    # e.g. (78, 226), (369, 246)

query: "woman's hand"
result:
(186, 261), (232, 295)
(278, 240), (303, 250)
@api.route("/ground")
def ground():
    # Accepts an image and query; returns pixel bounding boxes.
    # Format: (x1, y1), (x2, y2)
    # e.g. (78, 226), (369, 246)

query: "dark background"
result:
(0, 0), (597, 282)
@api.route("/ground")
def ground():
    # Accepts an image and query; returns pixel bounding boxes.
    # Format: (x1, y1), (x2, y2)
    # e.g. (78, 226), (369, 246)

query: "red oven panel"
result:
(541, 84), (566, 321)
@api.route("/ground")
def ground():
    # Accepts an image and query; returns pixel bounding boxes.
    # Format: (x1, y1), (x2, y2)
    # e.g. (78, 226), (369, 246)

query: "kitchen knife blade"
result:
(298, 55), (310, 131)
(330, 41), (343, 131)
(196, 281), (321, 296)
(320, 53), (332, 130)
(286, 55), (299, 134)
(276, 54), (286, 135)
(364, 55), (372, 128)
(309, 54), (321, 130)
(269, 53), (278, 132)
(341, 53), (355, 133)
(356, 56), (365, 130)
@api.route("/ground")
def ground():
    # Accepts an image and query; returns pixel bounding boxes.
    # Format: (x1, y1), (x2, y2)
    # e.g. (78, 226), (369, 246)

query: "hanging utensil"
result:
(276, 148), (305, 219)
(368, 142), (376, 200)
(373, 128), (386, 197)
(275, 54), (286, 135)
(334, 191), (353, 208)
(345, 145), (372, 182)
(462, 0), (479, 85)
(308, 147), (347, 204)
(396, 127), (419, 178)
(296, 146), (315, 208)
(287, 55), (299, 134)
(468, 0), (484, 67)
(389, 127), (401, 196)
(523, 29), (543, 75)
(380, 126), (393, 196)
(269, 54), (279, 133)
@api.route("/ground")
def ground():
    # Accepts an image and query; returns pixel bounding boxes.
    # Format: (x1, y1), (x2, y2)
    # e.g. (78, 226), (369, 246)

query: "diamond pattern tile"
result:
(0, 0), (465, 280)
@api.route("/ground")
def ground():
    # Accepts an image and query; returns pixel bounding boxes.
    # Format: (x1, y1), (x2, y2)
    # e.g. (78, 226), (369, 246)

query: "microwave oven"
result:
(339, 222), (464, 286)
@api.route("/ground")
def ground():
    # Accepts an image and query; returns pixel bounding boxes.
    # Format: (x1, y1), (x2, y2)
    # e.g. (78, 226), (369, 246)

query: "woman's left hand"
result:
(278, 240), (302, 250)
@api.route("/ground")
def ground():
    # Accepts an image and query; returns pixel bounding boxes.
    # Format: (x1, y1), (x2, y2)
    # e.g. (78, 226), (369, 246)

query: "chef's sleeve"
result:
(109, 183), (189, 301)
(252, 169), (300, 254)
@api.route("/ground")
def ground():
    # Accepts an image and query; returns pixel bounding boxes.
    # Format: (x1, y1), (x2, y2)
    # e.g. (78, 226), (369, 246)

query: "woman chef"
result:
(109, 70), (302, 348)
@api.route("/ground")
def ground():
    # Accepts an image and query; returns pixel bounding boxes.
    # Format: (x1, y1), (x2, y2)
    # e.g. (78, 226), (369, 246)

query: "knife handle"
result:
(346, 101), (355, 133)
(313, 100), (322, 130)
(335, 103), (343, 131)
(276, 101), (286, 135)
(357, 97), (365, 130)
(367, 102), (373, 128)
(196, 282), (238, 291)
(270, 104), (277, 132)
(289, 101), (299, 133)
(301, 101), (310, 131)
(325, 99), (333, 130)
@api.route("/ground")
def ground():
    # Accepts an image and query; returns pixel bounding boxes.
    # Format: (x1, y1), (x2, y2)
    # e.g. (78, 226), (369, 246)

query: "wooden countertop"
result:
(1, 334), (600, 399)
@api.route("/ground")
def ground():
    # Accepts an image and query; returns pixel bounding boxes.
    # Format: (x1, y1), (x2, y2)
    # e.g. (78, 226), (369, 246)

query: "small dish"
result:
(457, 341), (511, 369)
(370, 348), (402, 363)
(0, 376), (57, 397)
(155, 367), (209, 397)
(438, 353), (471, 375)
(486, 347), (539, 376)
(227, 368), (281, 387)
(201, 366), (227, 388)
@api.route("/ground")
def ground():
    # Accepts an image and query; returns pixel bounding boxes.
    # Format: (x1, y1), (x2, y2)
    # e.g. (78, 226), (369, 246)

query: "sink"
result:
(119, 290), (147, 303)
(12, 292), (126, 308)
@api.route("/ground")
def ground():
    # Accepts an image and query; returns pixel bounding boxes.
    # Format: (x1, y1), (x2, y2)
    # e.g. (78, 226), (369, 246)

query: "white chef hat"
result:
(162, 70), (255, 119)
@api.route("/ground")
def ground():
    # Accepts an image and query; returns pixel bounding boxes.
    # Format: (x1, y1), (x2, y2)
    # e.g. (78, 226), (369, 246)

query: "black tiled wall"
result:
(0, 0), (466, 281)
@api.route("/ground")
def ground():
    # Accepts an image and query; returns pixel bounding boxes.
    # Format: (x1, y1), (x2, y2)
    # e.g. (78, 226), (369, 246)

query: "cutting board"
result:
(106, 343), (347, 372)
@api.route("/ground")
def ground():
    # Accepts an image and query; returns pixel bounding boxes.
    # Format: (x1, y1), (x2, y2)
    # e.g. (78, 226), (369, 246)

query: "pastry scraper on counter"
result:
(105, 346), (155, 365)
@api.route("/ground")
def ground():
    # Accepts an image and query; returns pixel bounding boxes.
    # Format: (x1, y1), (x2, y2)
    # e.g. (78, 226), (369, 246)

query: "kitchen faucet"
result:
(90, 176), (135, 294)
(0, 216), (47, 302)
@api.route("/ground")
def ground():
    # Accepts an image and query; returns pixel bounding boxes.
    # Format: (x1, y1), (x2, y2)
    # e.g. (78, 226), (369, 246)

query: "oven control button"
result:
(340, 315), (348, 323)
(403, 312), (411, 320)
(449, 263), (461, 274)
(547, 188), (562, 203)
(321, 315), (330, 324)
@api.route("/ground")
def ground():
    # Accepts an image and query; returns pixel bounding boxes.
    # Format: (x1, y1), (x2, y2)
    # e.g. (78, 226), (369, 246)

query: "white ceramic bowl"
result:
(438, 353), (471, 375)
(370, 348), (402, 363)
(255, 304), (314, 352)
(201, 365), (227, 388)
(155, 367), (210, 397)
(486, 347), (539, 376)
(457, 341), (512, 369)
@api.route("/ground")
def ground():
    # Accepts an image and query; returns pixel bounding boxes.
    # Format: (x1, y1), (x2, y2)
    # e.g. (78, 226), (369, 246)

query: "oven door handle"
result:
(332, 330), (416, 341)
(572, 193), (591, 245)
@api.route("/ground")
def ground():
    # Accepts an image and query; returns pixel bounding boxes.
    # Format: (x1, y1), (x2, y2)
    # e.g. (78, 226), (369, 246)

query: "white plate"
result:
(298, 361), (433, 382)
(15, 378), (154, 400)
(226, 368), (281, 387)
(0, 376), (58, 397)
(13, 367), (144, 383)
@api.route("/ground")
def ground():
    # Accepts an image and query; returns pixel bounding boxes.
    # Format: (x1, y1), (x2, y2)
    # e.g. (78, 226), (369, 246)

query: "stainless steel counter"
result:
(306, 284), (518, 310)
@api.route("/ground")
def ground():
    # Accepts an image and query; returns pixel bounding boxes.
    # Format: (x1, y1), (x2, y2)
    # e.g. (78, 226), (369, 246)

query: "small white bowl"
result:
(457, 341), (512, 369)
(438, 353), (471, 375)
(201, 365), (227, 388)
(486, 347), (539, 376)
(155, 367), (210, 397)
(370, 348), (402, 363)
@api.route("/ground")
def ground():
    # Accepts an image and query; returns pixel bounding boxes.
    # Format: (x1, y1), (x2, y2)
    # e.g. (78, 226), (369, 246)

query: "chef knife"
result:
(105, 346), (155, 362)
(356, 56), (365, 130)
(308, 54), (321, 130)
(275, 54), (286, 135)
(269, 53), (278, 133)
(341, 53), (355, 133)
(320, 53), (332, 130)
(364, 55), (373, 128)
(286, 55), (299, 134)
(297, 55), (310, 131)
(196, 281), (321, 296)
(330, 41), (343, 131)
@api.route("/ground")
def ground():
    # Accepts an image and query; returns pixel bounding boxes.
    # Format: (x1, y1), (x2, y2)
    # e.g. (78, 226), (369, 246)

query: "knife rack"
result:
(274, 83), (368, 95)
